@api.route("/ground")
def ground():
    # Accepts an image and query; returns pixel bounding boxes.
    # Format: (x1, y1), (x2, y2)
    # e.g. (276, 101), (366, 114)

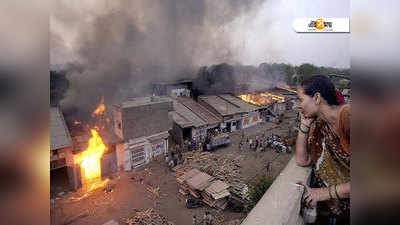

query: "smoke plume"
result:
(51, 0), (266, 118)
(194, 63), (289, 95)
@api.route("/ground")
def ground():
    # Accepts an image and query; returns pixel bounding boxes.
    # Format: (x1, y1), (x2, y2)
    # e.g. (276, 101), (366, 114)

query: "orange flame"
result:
(75, 129), (107, 188)
(73, 120), (81, 125)
(92, 96), (105, 117)
(237, 92), (285, 106)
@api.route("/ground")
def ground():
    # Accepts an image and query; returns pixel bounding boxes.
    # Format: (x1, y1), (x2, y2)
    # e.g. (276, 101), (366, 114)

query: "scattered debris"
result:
(123, 208), (174, 225)
(175, 152), (243, 185)
(146, 185), (160, 199)
(203, 180), (230, 209)
(130, 170), (152, 184)
(174, 152), (250, 210)
(61, 213), (89, 225)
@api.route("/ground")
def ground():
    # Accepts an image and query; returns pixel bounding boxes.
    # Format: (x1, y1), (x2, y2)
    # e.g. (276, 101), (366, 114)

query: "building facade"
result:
(113, 96), (172, 170)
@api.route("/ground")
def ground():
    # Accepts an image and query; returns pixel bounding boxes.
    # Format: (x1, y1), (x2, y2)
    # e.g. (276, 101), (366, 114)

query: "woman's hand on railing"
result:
(297, 182), (328, 208)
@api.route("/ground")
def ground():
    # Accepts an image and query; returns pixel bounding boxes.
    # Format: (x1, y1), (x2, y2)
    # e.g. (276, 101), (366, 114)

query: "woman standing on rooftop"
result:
(295, 75), (350, 224)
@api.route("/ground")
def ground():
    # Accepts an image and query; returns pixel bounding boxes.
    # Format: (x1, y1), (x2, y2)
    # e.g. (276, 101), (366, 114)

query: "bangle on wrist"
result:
(299, 125), (310, 134)
(334, 184), (341, 200)
(328, 186), (333, 200)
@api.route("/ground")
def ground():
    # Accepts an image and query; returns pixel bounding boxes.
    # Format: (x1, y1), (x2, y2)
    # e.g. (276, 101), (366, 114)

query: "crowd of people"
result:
(165, 128), (225, 169)
(239, 132), (290, 153)
(165, 128), (292, 169)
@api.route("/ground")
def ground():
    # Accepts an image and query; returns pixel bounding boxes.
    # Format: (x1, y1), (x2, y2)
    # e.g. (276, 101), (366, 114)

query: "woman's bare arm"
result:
(296, 115), (313, 166)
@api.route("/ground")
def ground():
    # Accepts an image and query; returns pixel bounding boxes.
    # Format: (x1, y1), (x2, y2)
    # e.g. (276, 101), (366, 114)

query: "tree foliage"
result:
(248, 175), (274, 209)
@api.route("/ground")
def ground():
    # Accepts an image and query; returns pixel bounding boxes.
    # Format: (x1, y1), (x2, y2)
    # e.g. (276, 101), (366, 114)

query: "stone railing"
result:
(241, 156), (312, 225)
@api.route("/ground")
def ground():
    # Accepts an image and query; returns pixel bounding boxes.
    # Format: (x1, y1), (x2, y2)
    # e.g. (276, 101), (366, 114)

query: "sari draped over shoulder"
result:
(308, 105), (350, 216)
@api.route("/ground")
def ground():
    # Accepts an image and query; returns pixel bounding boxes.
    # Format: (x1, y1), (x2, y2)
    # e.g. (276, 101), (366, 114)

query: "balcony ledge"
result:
(241, 156), (312, 225)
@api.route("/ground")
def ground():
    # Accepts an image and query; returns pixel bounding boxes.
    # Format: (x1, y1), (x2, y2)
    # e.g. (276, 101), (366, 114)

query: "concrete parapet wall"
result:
(241, 156), (312, 225)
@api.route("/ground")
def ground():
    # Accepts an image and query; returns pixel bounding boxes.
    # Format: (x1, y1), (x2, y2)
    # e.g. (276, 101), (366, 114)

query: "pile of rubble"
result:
(123, 208), (174, 225)
(177, 152), (243, 185)
(174, 152), (250, 210)
(177, 168), (231, 209)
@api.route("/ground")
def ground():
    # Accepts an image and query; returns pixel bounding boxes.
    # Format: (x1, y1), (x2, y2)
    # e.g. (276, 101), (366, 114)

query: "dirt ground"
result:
(50, 109), (299, 225)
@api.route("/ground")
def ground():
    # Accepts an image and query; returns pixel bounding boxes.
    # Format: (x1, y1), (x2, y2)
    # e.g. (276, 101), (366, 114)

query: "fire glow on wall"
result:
(75, 129), (107, 188)
(74, 97), (110, 192)
(237, 92), (285, 105)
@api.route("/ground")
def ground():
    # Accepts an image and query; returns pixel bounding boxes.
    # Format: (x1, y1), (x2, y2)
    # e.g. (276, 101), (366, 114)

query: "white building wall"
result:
(121, 135), (168, 171)
(113, 108), (123, 140)
(241, 111), (261, 129)
(116, 143), (125, 171)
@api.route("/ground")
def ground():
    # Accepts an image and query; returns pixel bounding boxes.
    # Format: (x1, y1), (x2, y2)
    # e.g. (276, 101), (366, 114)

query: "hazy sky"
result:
(51, 0), (350, 68)
(233, 0), (350, 68)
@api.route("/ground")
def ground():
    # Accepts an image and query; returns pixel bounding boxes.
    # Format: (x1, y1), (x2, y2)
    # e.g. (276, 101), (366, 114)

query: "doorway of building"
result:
(50, 167), (71, 198)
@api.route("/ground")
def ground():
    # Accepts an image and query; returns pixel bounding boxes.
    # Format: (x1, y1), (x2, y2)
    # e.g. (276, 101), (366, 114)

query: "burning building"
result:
(113, 96), (173, 170)
(51, 97), (121, 193)
(237, 92), (285, 105)
(237, 91), (288, 116)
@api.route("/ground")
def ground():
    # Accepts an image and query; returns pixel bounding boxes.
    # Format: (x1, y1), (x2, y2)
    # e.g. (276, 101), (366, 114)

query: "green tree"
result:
(248, 175), (274, 209)
(283, 64), (295, 85)
(297, 63), (320, 82)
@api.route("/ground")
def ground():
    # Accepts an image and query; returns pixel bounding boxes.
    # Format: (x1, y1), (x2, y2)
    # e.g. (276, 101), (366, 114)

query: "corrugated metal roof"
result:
(169, 111), (192, 128)
(219, 94), (269, 111)
(50, 107), (72, 150)
(172, 100), (207, 128)
(147, 131), (169, 142)
(198, 95), (239, 116)
(119, 96), (172, 108)
(176, 97), (222, 125)
(199, 94), (263, 117)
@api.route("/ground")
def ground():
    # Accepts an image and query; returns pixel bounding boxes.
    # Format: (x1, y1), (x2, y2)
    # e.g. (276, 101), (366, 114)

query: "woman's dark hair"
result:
(300, 75), (339, 105)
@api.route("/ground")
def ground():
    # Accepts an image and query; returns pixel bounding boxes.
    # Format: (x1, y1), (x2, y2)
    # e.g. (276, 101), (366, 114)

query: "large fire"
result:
(75, 129), (107, 191)
(237, 92), (285, 105)
(72, 97), (110, 193)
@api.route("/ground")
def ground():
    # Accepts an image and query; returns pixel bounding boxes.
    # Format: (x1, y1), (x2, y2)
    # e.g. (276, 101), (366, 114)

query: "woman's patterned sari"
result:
(308, 105), (350, 218)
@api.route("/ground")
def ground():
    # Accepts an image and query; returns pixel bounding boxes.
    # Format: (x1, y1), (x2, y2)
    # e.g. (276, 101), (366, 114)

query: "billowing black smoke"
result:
(194, 62), (289, 95)
(51, 0), (265, 120)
